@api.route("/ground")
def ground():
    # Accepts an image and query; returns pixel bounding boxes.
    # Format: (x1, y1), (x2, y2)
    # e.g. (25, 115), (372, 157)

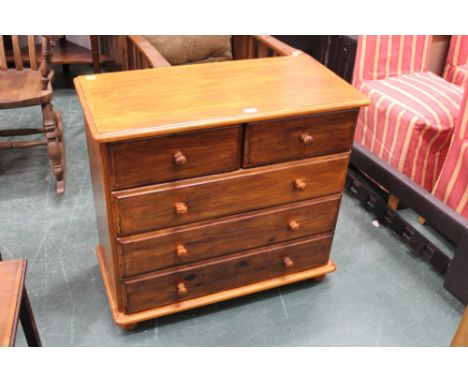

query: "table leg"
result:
(90, 35), (101, 73)
(19, 288), (42, 347)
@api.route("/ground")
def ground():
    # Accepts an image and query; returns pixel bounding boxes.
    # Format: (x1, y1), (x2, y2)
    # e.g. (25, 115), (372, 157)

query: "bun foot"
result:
(313, 275), (326, 282)
(118, 323), (137, 331)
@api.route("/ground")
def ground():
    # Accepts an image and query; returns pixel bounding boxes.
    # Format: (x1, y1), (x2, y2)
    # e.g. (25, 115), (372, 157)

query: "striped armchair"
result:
(353, 35), (463, 193)
(432, 80), (468, 219)
(443, 35), (468, 88)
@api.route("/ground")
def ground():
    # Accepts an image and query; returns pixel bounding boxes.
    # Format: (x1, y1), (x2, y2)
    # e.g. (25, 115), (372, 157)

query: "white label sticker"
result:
(86, 75), (96, 80)
(243, 107), (258, 113)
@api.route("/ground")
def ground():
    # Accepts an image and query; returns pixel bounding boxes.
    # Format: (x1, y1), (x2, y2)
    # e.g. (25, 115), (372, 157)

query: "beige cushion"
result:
(145, 35), (232, 66)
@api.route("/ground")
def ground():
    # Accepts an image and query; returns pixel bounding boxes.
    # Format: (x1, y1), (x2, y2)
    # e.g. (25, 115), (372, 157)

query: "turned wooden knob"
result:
(294, 178), (307, 191)
(283, 257), (294, 268)
(288, 220), (301, 231)
(173, 150), (187, 166)
(300, 133), (314, 145)
(177, 282), (187, 297)
(175, 202), (188, 215)
(176, 244), (188, 257)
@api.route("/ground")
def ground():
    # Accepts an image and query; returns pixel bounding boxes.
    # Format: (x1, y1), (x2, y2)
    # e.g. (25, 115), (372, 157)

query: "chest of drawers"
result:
(75, 55), (369, 329)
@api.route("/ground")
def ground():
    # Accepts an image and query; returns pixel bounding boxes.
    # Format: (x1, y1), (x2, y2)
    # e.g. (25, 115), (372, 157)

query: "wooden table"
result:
(75, 54), (369, 329)
(452, 308), (468, 346)
(0, 258), (41, 347)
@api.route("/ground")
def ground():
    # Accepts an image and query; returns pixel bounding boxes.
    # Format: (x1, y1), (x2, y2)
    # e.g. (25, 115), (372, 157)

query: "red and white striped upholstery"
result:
(353, 35), (463, 192)
(353, 35), (432, 90)
(432, 81), (468, 219)
(443, 35), (468, 88)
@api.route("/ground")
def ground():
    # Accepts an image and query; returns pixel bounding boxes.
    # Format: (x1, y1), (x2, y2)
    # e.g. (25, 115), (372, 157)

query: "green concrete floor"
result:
(0, 67), (464, 346)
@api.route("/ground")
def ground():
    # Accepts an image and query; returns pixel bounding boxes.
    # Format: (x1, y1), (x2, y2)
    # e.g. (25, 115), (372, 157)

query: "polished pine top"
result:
(75, 55), (369, 142)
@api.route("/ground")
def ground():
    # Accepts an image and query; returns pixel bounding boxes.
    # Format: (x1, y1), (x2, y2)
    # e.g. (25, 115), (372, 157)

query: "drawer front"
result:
(118, 196), (341, 277)
(243, 111), (357, 167)
(113, 153), (349, 236)
(123, 234), (332, 313)
(108, 125), (242, 189)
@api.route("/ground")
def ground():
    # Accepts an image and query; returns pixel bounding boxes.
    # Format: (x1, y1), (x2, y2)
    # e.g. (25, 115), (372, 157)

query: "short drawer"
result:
(243, 110), (357, 167)
(123, 234), (332, 313)
(107, 125), (242, 189)
(112, 153), (349, 236)
(118, 195), (341, 277)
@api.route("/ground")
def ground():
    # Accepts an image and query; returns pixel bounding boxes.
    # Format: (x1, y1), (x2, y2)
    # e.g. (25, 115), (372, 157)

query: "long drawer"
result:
(112, 153), (349, 236)
(123, 234), (333, 313)
(243, 111), (357, 167)
(107, 125), (242, 189)
(118, 195), (341, 277)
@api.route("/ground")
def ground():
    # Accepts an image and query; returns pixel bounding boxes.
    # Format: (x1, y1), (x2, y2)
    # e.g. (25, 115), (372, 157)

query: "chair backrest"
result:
(0, 35), (41, 71)
(0, 35), (57, 91)
(432, 80), (468, 218)
(443, 35), (468, 86)
(352, 35), (432, 89)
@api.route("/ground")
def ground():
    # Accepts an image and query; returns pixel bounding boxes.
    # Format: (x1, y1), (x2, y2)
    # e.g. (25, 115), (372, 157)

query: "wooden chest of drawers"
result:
(75, 55), (369, 329)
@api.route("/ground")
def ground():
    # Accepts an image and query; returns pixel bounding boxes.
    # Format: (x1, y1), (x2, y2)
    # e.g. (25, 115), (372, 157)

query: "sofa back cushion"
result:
(145, 35), (232, 66)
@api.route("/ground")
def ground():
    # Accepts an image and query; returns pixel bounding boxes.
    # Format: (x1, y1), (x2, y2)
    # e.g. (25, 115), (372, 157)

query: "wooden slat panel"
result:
(11, 35), (23, 70)
(0, 36), (7, 70)
(28, 36), (37, 70)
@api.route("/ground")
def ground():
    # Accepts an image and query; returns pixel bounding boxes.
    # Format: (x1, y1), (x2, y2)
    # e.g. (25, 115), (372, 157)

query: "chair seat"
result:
(452, 64), (468, 87)
(356, 71), (463, 191)
(0, 70), (52, 109)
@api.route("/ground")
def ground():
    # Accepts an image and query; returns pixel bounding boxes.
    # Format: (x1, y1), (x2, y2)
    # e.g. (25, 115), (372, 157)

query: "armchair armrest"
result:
(252, 35), (303, 57)
(123, 35), (171, 70)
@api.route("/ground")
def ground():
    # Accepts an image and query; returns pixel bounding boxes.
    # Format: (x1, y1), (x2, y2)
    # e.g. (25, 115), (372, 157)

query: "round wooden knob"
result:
(283, 257), (294, 268)
(177, 282), (187, 297)
(294, 179), (307, 191)
(288, 220), (301, 231)
(173, 150), (187, 166)
(176, 244), (188, 257)
(300, 133), (314, 145)
(175, 202), (188, 215)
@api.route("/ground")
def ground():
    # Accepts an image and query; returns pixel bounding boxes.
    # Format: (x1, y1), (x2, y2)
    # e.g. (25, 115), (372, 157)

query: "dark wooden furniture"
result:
(351, 143), (468, 305)
(75, 51), (369, 329)
(0, 257), (42, 347)
(274, 36), (358, 83)
(120, 35), (303, 70)
(6, 36), (112, 74)
(0, 35), (65, 194)
(452, 307), (468, 346)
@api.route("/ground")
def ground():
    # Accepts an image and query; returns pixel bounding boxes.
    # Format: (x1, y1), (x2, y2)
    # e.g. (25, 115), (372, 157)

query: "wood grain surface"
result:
(108, 125), (242, 189)
(123, 234), (333, 313)
(118, 195), (341, 277)
(244, 110), (357, 167)
(0, 259), (26, 347)
(74, 55), (369, 143)
(113, 153), (349, 236)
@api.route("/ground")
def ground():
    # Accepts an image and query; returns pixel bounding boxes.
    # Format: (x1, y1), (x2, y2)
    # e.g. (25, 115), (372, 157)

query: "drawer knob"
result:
(283, 257), (294, 268)
(288, 220), (301, 231)
(175, 202), (188, 215)
(294, 178), (307, 191)
(300, 133), (314, 145)
(177, 282), (188, 297)
(173, 150), (187, 166)
(176, 244), (188, 257)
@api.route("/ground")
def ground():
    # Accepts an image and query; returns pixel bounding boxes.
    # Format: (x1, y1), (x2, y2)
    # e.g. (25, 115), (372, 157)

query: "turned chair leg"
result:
(41, 102), (65, 195)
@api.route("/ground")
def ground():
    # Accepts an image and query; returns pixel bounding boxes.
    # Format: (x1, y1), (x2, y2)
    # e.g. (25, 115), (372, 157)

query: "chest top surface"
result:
(74, 55), (369, 143)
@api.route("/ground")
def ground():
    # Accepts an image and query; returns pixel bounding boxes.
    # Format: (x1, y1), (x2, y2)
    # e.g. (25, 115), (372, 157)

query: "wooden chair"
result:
(0, 35), (65, 194)
(120, 35), (302, 70)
